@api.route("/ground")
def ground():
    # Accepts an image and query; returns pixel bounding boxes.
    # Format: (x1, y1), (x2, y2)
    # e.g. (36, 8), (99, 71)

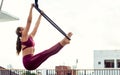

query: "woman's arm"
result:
(22, 4), (34, 37)
(30, 14), (42, 37)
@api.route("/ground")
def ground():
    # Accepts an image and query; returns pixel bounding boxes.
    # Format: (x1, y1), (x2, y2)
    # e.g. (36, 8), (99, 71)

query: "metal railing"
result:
(0, 68), (120, 75)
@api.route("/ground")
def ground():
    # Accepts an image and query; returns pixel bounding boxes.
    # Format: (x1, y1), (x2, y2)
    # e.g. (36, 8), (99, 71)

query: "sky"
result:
(1, 0), (120, 69)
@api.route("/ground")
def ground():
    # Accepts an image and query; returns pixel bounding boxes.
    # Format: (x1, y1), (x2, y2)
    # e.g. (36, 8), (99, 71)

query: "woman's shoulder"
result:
(21, 35), (29, 42)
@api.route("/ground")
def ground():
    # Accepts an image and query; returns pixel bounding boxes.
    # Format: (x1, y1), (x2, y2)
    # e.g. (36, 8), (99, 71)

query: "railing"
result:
(0, 68), (120, 75)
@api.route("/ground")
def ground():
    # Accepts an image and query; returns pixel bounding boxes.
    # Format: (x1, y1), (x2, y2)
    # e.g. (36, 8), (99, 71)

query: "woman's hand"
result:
(31, 3), (34, 8)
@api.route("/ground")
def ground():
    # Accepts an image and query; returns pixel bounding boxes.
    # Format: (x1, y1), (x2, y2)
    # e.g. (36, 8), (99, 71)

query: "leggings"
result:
(23, 43), (63, 70)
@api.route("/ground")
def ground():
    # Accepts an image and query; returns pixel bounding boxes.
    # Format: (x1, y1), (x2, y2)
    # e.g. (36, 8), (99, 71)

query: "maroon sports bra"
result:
(21, 36), (35, 50)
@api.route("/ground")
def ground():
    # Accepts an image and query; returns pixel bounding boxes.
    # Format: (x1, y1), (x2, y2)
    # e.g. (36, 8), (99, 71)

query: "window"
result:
(104, 60), (114, 68)
(98, 61), (101, 65)
(117, 59), (120, 68)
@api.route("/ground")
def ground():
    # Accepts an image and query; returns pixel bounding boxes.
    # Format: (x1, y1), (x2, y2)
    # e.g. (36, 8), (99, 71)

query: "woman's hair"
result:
(16, 27), (22, 55)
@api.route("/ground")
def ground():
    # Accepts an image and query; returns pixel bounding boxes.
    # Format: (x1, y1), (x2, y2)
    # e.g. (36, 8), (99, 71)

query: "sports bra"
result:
(21, 36), (35, 50)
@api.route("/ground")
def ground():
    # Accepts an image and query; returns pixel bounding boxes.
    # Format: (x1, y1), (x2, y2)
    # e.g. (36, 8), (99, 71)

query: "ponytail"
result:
(16, 27), (22, 55)
(16, 36), (21, 55)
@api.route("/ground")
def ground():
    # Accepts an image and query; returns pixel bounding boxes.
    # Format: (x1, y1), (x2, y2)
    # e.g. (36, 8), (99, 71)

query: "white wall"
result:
(94, 50), (120, 69)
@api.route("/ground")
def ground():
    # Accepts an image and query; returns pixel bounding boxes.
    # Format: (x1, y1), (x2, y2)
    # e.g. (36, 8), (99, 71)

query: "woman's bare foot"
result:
(60, 32), (73, 46)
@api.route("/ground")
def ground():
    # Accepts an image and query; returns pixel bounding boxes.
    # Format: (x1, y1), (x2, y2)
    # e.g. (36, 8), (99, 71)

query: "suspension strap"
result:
(34, 1), (70, 40)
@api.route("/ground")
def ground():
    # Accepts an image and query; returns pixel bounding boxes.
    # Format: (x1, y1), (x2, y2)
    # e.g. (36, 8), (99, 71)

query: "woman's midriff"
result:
(22, 47), (34, 57)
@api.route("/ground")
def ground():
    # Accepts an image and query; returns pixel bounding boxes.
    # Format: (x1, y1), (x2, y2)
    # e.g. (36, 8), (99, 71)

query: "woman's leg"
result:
(23, 32), (72, 70)
(31, 32), (72, 70)
(30, 42), (63, 70)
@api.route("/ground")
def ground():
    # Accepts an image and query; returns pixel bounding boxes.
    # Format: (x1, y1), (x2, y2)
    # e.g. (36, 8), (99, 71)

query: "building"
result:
(94, 50), (120, 75)
(55, 66), (76, 75)
(94, 50), (120, 69)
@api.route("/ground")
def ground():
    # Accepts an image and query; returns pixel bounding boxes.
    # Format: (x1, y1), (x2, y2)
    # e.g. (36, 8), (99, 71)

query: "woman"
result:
(16, 4), (72, 70)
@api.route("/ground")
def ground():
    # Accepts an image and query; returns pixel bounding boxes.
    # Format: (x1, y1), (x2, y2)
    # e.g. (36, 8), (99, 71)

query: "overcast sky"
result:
(1, 0), (120, 69)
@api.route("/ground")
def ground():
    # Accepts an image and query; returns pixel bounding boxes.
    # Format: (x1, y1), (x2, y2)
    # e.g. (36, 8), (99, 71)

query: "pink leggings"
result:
(23, 43), (63, 70)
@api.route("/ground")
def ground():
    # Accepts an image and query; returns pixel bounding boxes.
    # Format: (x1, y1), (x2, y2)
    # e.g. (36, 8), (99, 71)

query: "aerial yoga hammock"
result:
(34, 0), (70, 40)
(16, 1), (72, 70)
